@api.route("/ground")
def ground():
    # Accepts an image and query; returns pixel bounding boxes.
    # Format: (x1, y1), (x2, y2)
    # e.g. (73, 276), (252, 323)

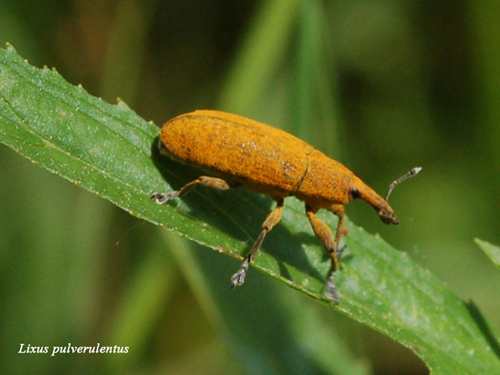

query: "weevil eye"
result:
(350, 187), (360, 200)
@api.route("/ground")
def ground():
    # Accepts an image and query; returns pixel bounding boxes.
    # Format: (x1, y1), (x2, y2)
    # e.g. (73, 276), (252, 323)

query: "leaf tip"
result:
(474, 238), (500, 270)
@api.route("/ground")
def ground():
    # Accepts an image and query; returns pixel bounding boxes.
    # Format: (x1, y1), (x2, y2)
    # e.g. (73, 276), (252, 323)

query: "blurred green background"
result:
(1, 0), (500, 374)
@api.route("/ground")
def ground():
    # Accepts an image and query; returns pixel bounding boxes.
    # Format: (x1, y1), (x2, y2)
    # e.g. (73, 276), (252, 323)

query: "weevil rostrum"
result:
(152, 110), (420, 302)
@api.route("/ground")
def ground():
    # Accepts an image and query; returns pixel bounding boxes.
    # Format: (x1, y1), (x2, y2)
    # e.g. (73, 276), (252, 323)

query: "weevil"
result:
(152, 110), (420, 302)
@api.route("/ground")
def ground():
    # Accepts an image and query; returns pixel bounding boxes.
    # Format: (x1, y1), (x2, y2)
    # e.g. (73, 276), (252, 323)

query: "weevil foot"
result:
(326, 270), (340, 305)
(230, 259), (249, 289)
(151, 191), (179, 204)
(336, 244), (347, 260)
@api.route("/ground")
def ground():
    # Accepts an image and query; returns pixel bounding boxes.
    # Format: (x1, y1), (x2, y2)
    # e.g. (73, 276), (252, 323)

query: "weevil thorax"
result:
(350, 176), (399, 225)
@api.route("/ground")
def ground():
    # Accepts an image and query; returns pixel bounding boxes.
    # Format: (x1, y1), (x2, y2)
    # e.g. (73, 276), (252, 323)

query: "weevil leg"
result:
(330, 204), (348, 254)
(231, 198), (284, 289)
(306, 205), (338, 269)
(306, 204), (347, 303)
(151, 176), (240, 204)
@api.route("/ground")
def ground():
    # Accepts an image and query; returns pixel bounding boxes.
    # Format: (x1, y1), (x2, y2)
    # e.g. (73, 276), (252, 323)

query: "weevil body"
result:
(152, 110), (414, 302)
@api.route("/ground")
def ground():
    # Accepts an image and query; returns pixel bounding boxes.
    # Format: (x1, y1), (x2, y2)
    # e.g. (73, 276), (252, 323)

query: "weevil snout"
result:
(352, 182), (399, 225)
(378, 207), (399, 225)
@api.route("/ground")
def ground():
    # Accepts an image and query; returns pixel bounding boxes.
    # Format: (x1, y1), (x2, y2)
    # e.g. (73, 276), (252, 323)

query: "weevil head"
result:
(349, 179), (399, 226)
(347, 167), (421, 226)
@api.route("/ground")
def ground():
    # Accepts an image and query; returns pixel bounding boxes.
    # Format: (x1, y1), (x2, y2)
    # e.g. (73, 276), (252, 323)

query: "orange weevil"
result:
(152, 110), (420, 303)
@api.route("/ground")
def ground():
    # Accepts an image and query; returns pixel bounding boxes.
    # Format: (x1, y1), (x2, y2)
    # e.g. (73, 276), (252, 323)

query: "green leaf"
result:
(1, 44), (500, 374)
(475, 238), (500, 270)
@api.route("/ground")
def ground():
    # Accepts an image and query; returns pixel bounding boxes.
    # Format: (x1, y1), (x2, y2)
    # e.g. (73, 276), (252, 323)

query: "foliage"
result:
(2, 44), (500, 374)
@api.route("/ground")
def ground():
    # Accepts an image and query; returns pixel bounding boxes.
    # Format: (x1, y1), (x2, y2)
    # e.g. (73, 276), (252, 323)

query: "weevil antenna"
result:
(386, 167), (422, 201)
